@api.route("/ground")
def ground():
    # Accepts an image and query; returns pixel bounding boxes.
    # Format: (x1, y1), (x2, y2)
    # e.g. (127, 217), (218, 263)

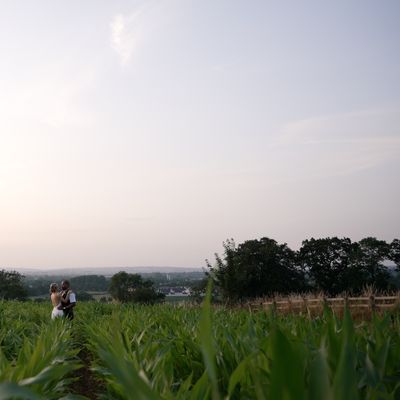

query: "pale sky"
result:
(1, 0), (399, 269)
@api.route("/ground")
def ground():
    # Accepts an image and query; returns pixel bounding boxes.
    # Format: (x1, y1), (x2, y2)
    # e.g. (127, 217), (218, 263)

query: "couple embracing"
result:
(50, 280), (77, 320)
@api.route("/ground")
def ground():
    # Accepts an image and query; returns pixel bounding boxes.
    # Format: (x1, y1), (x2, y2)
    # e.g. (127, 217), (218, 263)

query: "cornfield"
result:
(1, 292), (399, 399)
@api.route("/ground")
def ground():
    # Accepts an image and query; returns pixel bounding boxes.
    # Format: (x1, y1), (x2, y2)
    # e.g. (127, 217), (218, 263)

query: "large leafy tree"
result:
(0, 270), (27, 300)
(208, 236), (396, 301)
(298, 237), (393, 294)
(109, 271), (164, 304)
(298, 237), (361, 295)
(354, 237), (391, 290)
(208, 238), (307, 302)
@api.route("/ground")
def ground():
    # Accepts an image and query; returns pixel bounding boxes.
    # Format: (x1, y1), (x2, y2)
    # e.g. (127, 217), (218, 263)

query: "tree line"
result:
(0, 270), (165, 304)
(2, 236), (399, 303)
(207, 237), (400, 302)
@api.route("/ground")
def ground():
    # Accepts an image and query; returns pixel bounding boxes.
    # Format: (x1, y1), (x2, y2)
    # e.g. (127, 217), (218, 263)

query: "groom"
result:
(58, 280), (77, 320)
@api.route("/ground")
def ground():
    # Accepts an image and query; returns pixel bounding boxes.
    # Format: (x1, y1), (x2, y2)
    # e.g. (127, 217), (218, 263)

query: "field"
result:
(0, 296), (400, 399)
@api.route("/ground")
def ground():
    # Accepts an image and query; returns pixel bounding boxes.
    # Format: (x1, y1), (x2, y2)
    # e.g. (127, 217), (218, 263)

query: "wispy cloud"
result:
(272, 108), (400, 179)
(280, 108), (400, 143)
(110, 13), (141, 66)
(110, 2), (171, 67)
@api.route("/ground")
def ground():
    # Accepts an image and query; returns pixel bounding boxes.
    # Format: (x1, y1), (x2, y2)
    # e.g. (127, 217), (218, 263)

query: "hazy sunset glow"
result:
(1, 1), (399, 268)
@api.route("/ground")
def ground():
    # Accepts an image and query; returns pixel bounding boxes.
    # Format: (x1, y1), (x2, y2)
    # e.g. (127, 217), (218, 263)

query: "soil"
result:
(68, 334), (106, 399)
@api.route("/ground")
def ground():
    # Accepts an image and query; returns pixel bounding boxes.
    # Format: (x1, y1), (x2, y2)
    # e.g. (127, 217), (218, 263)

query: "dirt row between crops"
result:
(68, 328), (106, 399)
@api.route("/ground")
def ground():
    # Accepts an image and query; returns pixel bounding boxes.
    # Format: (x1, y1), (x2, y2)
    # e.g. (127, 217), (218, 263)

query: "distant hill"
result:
(8, 266), (204, 277)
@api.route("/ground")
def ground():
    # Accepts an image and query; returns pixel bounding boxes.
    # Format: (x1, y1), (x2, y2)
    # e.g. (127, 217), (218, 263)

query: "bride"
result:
(50, 283), (65, 319)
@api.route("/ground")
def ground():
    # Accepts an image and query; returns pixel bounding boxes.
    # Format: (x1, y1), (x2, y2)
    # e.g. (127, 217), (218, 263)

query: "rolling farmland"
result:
(0, 297), (399, 399)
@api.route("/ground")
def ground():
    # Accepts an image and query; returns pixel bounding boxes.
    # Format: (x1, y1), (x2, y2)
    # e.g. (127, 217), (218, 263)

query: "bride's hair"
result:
(49, 283), (58, 294)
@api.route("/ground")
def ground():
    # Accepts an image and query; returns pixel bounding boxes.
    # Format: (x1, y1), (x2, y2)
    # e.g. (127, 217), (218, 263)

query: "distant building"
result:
(158, 286), (190, 296)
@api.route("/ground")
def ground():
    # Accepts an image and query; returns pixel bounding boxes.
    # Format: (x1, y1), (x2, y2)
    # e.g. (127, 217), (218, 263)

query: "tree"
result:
(389, 239), (400, 270)
(70, 275), (109, 292)
(354, 237), (391, 290)
(77, 291), (95, 301)
(298, 237), (394, 294)
(208, 238), (307, 302)
(109, 272), (165, 304)
(0, 270), (28, 300)
(189, 278), (219, 303)
(298, 237), (361, 295)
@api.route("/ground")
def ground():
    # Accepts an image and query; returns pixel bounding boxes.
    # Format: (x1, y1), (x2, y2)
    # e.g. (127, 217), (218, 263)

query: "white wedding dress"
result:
(51, 293), (64, 319)
(51, 304), (64, 319)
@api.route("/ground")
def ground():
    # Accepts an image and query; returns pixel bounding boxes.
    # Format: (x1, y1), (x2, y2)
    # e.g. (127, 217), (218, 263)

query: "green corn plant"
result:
(1, 300), (399, 399)
(0, 302), (83, 399)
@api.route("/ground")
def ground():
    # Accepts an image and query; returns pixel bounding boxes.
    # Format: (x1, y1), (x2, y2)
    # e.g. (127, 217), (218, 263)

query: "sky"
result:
(0, 0), (399, 269)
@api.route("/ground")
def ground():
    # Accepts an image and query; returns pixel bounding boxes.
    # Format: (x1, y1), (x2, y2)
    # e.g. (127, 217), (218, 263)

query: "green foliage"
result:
(356, 237), (392, 289)
(22, 275), (65, 297)
(77, 291), (95, 301)
(299, 237), (360, 294)
(23, 274), (110, 297)
(209, 237), (397, 299)
(208, 238), (307, 302)
(81, 303), (400, 399)
(109, 271), (165, 304)
(70, 275), (109, 292)
(0, 301), (81, 399)
(1, 301), (399, 399)
(0, 270), (27, 300)
(390, 239), (400, 270)
(298, 236), (394, 294)
(188, 278), (220, 304)
(198, 282), (219, 400)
